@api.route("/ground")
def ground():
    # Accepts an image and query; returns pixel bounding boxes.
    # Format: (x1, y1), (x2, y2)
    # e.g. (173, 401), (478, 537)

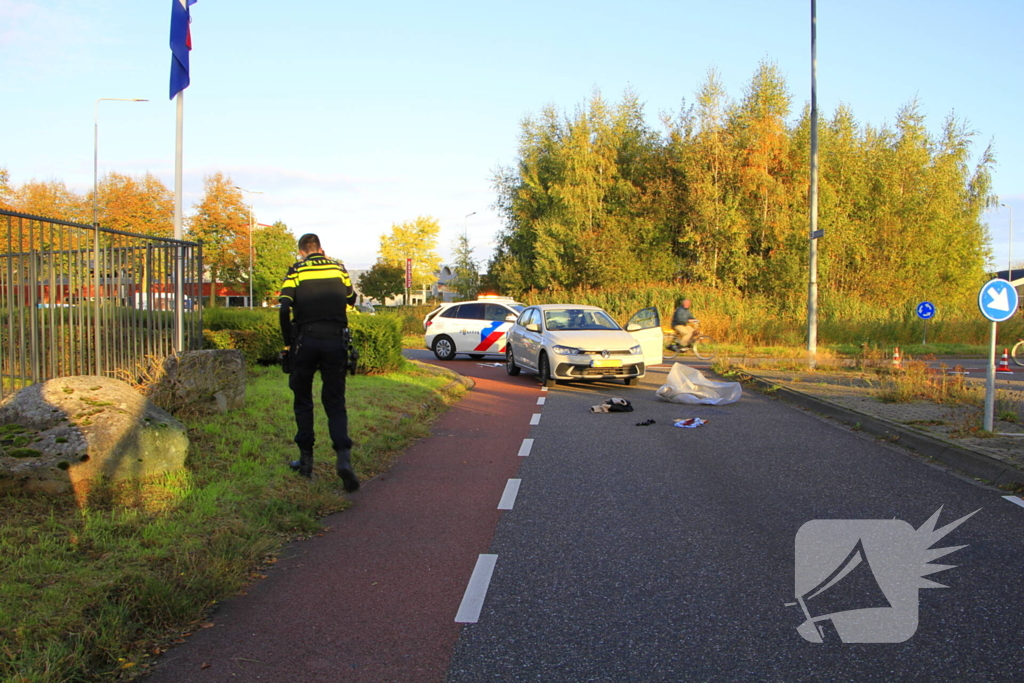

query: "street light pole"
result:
(806, 0), (819, 368)
(463, 212), (478, 298)
(92, 97), (147, 375)
(235, 186), (263, 307)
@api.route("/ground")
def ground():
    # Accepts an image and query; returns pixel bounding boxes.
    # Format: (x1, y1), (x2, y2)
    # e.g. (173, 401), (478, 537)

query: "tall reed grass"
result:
(518, 282), (1024, 349)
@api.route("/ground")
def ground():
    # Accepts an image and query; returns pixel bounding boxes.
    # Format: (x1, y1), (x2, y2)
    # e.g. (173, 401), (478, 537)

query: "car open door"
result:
(626, 307), (663, 367)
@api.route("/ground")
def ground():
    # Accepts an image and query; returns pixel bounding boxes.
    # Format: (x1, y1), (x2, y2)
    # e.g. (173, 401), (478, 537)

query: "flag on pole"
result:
(169, 0), (197, 99)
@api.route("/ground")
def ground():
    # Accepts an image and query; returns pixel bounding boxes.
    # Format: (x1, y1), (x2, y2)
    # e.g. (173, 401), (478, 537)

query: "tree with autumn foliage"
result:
(10, 179), (86, 224)
(253, 220), (298, 305)
(186, 172), (250, 307)
(92, 171), (174, 241)
(377, 216), (442, 288)
(491, 90), (674, 293)
(490, 61), (995, 319)
(0, 167), (13, 210)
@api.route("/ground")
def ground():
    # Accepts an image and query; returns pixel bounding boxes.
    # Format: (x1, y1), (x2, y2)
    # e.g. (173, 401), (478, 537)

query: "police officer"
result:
(278, 233), (359, 492)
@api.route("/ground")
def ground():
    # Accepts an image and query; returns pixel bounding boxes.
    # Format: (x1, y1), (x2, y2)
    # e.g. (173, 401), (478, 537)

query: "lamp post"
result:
(235, 186), (263, 307)
(806, 0), (819, 369)
(463, 212), (478, 299)
(92, 97), (147, 375)
(1003, 203), (1014, 280)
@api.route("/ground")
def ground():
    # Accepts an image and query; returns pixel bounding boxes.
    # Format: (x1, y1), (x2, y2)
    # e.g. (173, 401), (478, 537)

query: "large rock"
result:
(147, 349), (246, 415)
(0, 376), (189, 495)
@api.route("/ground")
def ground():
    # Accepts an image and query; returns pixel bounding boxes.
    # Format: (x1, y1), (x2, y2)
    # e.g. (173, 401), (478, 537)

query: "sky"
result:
(2, 0), (1022, 273)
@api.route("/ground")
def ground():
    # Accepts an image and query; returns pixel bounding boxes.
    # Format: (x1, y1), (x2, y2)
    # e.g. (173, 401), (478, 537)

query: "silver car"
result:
(505, 304), (664, 386)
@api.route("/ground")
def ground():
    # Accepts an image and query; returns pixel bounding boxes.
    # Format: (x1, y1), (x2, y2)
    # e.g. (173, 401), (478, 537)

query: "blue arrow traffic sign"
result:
(978, 279), (1019, 323)
(916, 301), (935, 320)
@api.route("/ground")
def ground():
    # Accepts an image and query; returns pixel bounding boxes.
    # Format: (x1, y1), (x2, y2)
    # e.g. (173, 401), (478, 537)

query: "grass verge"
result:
(0, 360), (466, 682)
(402, 333), (425, 351)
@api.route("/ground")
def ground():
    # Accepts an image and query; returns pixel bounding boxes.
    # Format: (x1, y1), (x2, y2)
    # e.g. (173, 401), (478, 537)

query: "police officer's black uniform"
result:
(278, 248), (359, 491)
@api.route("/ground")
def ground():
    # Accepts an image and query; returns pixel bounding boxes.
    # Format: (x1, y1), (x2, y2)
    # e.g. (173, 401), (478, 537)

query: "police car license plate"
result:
(591, 359), (622, 368)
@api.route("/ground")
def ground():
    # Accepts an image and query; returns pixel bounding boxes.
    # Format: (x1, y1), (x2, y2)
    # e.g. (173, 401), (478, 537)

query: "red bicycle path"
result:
(146, 360), (541, 683)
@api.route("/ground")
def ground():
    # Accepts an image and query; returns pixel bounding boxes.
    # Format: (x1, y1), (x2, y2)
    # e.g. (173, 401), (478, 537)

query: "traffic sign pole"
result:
(977, 280), (1018, 432)
(916, 301), (936, 346)
(985, 321), (997, 432)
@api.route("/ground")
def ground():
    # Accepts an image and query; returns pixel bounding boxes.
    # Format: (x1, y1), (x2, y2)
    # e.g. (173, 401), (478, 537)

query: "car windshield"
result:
(543, 309), (620, 331)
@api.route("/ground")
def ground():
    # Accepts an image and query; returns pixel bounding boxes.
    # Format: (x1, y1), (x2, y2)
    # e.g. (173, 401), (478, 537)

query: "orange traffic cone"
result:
(998, 348), (1013, 373)
(892, 346), (902, 370)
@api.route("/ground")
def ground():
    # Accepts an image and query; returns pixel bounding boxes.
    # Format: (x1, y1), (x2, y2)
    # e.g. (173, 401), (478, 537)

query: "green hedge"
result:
(374, 304), (436, 335)
(349, 315), (403, 374)
(201, 308), (403, 374)
(202, 308), (281, 364)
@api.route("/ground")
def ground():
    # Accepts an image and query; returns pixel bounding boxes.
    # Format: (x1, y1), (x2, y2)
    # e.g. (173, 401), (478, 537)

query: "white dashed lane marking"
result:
(518, 439), (534, 457)
(455, 554), (498, 623)
(537, 397), (546, 405)
(498, 479), (522, 510)
(530, 413), (541, 425)
(541, 387), (548, 392)
(1003, 495), (1024, 509)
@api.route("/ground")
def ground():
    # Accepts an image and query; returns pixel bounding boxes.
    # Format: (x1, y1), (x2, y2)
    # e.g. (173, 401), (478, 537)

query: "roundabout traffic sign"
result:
(978, 279), (1018, 323)
(916, 301), (935, 320)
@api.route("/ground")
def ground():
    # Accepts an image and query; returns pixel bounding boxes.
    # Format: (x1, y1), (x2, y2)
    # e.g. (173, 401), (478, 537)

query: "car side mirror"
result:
(505, 314), (517, 322)
(625, 323), (640, 332)
(525, 323), (540, 333)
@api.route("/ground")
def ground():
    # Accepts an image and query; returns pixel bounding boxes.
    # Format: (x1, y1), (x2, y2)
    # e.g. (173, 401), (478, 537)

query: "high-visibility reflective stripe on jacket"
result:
(278, 254), (356, 333)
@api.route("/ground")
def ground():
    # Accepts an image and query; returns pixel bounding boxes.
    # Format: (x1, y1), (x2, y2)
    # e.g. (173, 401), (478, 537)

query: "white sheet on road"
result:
(655, 363), (742, 405)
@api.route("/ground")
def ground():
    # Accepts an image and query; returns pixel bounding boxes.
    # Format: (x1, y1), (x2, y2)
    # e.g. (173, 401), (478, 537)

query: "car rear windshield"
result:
(543, 309), (620, 331)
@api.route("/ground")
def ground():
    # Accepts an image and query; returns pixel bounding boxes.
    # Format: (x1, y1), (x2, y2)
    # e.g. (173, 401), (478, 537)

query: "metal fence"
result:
(1, 209), (204, 399)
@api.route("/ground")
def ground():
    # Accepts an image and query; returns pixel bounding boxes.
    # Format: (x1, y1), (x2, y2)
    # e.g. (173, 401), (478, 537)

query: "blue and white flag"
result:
(169, 0), (197, 99)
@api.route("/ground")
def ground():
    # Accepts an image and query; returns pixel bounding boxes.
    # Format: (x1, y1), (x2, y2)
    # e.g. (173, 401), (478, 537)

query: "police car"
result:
(423, 295), (525, 360)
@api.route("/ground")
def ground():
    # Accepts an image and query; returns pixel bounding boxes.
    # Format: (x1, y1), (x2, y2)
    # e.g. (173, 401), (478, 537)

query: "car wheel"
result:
(506, 347), (521, 376)
(538, 353), (556, 387)
(432, 335), (457, 361)
(469, 354), (485, 360)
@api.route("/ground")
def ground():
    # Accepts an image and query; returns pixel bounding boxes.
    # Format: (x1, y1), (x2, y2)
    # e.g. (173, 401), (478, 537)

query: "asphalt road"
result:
(148, 348), (1024, 682)
(436, 355), (1024, 683)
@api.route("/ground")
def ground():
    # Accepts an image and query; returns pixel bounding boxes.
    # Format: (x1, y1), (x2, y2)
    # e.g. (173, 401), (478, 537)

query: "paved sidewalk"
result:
(741, 365), (1024, 486)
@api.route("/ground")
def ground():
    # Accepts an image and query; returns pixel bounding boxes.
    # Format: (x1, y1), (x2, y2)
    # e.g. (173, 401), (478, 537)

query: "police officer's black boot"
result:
(336, 448), (360, 492)
(289, 449), (314, 479)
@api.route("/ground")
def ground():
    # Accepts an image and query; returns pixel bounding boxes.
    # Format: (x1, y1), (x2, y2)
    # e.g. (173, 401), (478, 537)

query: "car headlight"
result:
(629, 345), (642, 355)
(552, 345), (582, 355)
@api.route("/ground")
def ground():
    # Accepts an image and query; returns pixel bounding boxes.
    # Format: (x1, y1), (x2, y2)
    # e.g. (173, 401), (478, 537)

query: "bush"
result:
(202, 329), (232, 349)
(203, 309), (404, 374)
(203, 307), (277, 332)
(201, 308), (281, 364)
(349, 315), (403, 374)
(375, 304), (436, 336)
